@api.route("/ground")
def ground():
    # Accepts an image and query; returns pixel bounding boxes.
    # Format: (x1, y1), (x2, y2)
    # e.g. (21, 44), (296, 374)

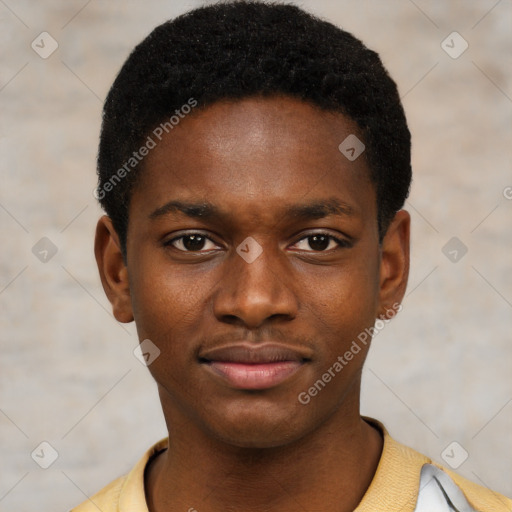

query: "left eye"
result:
(292, 234), (348, 252)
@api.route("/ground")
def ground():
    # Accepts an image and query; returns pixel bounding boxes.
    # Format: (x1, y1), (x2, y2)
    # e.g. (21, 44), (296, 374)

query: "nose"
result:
(212, 240), (298, 329)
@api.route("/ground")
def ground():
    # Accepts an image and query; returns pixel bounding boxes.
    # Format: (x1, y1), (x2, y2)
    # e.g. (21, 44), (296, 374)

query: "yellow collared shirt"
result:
(71, 419), (511, 511)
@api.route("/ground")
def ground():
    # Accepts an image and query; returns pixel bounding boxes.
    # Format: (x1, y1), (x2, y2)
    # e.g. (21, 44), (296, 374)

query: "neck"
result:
(146, 388), (383, 512)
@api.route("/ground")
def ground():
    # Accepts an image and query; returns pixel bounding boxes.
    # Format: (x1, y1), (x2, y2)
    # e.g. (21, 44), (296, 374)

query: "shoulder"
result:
(361, 417), (512, 512)
(430, 460), (512, 511)
(389, 434), (512, 511)
(69, 436), (169, 512)
(70, 474), (126, 512)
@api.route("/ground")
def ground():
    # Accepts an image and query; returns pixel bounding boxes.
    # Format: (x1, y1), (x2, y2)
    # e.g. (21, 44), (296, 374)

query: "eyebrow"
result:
(148, 198), (355, 222)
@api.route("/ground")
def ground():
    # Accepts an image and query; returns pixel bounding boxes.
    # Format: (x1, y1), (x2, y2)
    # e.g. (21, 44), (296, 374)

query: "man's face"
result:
(98, 96), (408, 448)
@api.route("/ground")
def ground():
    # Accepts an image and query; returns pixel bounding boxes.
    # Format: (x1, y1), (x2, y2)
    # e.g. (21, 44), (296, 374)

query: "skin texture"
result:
(95, 96), (410, 512)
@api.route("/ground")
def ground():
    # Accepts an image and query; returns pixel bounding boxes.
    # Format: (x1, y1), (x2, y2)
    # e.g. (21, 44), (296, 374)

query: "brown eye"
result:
(306, 235), (330, 251)
(291, 233), (351, 252)
(165, 233), (218, 252)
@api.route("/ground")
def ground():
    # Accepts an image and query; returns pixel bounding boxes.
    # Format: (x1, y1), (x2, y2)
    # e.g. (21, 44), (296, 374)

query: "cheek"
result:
(129, 270), (200, 397)
(301, 253), (380, 330)
(128, 254), (215, 357)
(295, 258), (380, 392)
(299, 264), (379, 405)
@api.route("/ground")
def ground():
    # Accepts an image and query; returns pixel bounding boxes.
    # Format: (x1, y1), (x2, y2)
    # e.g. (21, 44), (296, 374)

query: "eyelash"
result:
(164, 232), (352, 253)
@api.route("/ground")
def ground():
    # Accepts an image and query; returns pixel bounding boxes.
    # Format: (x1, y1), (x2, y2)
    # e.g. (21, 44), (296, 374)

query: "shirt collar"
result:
(116, 417), (428, 512)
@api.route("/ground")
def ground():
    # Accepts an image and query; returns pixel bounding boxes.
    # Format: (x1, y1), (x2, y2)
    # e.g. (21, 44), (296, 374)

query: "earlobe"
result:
(377, 209), (410, 319)
(94, 215), (134, 323)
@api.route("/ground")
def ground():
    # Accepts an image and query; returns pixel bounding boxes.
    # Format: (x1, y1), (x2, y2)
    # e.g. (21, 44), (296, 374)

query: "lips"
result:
(199, 342), (311, 390)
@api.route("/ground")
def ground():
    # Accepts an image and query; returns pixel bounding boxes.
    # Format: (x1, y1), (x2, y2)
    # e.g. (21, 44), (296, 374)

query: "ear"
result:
(94, 215), (134, 323)
(377, 209), (410, 319)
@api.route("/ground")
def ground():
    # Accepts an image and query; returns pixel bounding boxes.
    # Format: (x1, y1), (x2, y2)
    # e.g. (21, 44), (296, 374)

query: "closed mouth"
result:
(198, 342), (312, 390)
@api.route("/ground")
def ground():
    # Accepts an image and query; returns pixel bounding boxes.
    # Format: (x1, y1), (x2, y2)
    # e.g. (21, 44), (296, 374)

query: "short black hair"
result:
(97, 0), (411, 259)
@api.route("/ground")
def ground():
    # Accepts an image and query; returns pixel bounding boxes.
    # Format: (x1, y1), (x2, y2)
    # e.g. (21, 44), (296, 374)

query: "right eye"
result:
(164, 232), (220, 252)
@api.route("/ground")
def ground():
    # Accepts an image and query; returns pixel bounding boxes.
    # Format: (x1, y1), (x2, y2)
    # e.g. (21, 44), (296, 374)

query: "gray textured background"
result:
(0, 1), (511, 510)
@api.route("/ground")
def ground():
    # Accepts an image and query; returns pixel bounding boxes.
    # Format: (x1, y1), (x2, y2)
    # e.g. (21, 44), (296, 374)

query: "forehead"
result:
(131, 96), (375, 223)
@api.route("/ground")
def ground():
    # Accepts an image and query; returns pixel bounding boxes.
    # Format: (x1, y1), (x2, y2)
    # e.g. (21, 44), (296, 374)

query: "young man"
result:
(74, 2), (511, 511)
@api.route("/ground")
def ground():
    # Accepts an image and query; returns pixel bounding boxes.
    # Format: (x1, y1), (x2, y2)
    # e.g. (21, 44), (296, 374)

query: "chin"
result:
(202, 401), (316, 449)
